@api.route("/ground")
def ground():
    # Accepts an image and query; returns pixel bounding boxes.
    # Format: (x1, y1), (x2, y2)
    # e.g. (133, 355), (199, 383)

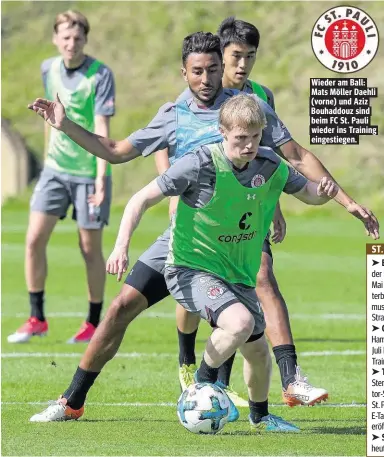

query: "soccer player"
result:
(8, 10), (115, 344)
(27, 32), (378, 422)
(105, 94), (337, 431)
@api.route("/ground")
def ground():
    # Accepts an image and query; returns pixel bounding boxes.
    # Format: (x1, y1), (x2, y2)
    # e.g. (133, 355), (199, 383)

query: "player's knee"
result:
(79, 241), (102, 264)
(245, 338), (272, 377)
(256, 259), (278, 292)
(231, 314), (255, 342)
(25, 228), (47, 253)
(108, 289), (147, 324)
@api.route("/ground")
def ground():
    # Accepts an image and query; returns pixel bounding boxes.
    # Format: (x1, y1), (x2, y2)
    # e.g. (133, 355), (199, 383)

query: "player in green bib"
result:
(105, 94), (338, 431)
(8, 10), (115, 345)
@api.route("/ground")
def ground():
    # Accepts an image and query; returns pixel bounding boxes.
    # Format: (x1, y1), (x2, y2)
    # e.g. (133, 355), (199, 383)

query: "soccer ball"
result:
(177, 382), (230, 434)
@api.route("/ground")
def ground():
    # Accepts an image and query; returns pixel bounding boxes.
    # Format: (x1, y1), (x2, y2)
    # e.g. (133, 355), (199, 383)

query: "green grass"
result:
(2, 1), (384, 206)
(2, 201), (378, 456)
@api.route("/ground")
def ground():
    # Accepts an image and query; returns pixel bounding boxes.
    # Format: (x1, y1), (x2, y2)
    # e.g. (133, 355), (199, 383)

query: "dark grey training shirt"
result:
(127, 89), (291, 161)
(156, 145), (307, 208)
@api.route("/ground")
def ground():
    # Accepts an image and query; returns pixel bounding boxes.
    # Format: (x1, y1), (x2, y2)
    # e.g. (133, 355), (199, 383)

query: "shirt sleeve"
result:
(127, 103), (174, 156)
(283, 165), (308, 194)
(175, 87), (193, 103)
(41, 58), (54, 96)
(95, 64), (116, 116)
(254, 96), (292, 149)
(156, 152), (200, 196)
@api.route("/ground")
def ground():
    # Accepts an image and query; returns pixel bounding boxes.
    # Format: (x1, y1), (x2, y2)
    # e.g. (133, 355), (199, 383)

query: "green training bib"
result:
(45, 57), (111, 178)
(167, 143), (288, 287)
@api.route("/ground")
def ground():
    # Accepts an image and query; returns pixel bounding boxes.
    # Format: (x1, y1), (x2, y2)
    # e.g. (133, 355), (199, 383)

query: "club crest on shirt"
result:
(207, 285), (226, 300)
(251, 174), (265, 188)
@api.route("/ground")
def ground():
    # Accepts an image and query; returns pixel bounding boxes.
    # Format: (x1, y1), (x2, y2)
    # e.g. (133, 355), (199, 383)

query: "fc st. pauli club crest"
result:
(312, 6), (379, 74)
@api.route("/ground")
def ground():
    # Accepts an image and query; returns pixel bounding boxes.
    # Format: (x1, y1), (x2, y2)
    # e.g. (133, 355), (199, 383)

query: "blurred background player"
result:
(8, 10), (115, 344)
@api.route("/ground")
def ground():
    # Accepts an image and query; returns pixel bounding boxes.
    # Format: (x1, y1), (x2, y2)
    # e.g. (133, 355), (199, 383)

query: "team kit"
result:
(17, 10), (380, 433)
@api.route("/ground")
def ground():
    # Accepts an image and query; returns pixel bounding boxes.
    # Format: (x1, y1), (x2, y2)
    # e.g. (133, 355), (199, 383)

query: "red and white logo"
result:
(312, 6), (379, 73)
(207, 285), (225, 300)
(251, 174), (265, 188)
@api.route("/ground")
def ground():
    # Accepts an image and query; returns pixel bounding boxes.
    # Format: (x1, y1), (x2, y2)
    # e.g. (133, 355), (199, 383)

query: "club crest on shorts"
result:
(251, 174), (265, 188)
(207, 285), (225, 300)
(311, 6), (379, 73)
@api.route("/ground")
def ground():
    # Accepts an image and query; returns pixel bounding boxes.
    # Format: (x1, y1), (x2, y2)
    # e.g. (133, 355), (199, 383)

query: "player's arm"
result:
(261, 89), (286, 243)
(94, 65), (116, 175)
(106, 178), (166, 281)
(154, 148), (179, 219)
(107, 153), (198, 280)
(279, 139), (379, 239)
(41, 60), (51, 160)
(44, 122), (50, 159)
(28, 95), (142, 163)
(155, 148), (170, 174)
(292, 177), (339, 205)
(94, 115), (110, 176)
(258, 98), (379, 239)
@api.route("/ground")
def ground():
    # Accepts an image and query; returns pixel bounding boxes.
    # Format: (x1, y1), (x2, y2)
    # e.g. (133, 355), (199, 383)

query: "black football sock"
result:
(196, 357), (219, 384)
(177, 328), (197, 367)
(63, 367), (100, 410)
(249, 399), (269, 423)
(87, 302), (103, 327)
(273, 344), (298, 389)
(29, 291), (45, 322)
(217, 352), (236, 386)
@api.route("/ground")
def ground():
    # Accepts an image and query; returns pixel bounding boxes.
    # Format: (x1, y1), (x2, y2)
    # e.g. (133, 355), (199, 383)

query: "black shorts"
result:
(125, 260), (169, 308)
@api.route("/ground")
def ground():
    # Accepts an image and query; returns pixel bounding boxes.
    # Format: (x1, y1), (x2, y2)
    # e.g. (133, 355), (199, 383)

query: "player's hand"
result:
(346, 202), (380, 240)
(106, 247), (129, 282)
(88, 176), (106, 207)
(317, 177), (339, 199)
(168, 196), (179, 220)
(27, 93), (67, 130)
(272, 205), (286, 243)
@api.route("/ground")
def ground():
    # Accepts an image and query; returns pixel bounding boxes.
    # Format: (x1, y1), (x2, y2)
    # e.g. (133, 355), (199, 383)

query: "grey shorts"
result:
(30, 166), (112, 229)
(164, 266), (266, 336)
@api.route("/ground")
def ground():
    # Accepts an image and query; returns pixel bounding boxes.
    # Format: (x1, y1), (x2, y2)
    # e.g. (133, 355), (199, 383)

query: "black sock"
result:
(249, 399), (269, 423)
(29, 291), (45, 321)
(87, 302), (103, 327)
(273, 344), (297, 389)
(196, 357), (219, 384)
(63, 367), (100, 409)
(217, 352), (236, 386)
(177, 328), (197, 367)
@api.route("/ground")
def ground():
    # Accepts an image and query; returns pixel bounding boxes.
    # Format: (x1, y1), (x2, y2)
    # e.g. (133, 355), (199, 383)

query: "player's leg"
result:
(166, 267), (257, 422)
(8, 168), (70, 343)
(177, 303), (200, 389)
(176, 302), (245, 406)
(67, 177), (112, 343)
(29, 254), (170, 422)
(198, 302), (254, 379)
(240, 335), (299, 433)
(257, 240), (328, 406)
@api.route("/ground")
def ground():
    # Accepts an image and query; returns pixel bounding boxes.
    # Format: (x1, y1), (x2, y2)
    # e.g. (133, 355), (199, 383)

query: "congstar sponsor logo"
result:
(218, 230), (257, 244)
(218, 212), (256, 244)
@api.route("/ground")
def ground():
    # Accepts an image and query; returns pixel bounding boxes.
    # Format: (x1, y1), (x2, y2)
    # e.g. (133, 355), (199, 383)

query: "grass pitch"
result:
(1, 201), (371, 456)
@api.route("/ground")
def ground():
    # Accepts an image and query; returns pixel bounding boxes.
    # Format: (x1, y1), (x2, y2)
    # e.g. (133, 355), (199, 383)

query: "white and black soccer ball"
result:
(177, 382), (230, 434)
